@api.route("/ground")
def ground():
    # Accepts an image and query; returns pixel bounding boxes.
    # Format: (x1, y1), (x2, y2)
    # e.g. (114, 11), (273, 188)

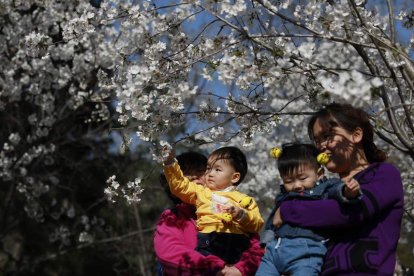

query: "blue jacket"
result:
(262, 177), (360, 243)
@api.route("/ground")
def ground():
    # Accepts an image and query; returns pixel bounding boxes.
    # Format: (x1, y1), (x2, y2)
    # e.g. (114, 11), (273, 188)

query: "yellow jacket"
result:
(164, 162), (264, 235)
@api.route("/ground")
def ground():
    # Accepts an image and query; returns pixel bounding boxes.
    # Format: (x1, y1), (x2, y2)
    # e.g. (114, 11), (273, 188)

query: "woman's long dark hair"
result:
(308, 103), (386, 163)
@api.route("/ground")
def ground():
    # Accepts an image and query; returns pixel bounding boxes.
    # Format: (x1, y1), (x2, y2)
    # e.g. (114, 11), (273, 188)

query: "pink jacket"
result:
(154, 203), (263, 275)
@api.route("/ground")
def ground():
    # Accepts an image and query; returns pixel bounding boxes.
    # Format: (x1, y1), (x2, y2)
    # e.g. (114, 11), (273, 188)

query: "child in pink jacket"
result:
(154, 151), (263, 275)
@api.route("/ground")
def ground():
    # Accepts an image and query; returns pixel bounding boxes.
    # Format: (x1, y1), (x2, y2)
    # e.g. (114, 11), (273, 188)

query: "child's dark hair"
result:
(209, 146), (247, 185)
(277, 143), (320, 178)
(307, 103), (386, 163)
(160, 151), (207, 205)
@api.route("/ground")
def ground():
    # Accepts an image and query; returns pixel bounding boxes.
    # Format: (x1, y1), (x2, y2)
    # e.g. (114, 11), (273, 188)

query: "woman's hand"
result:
(273, 208), (283, 228)
(216, 265), (242, 276)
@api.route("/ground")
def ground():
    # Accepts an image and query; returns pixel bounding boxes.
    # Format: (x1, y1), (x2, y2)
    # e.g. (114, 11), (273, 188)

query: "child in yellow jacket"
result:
(163, 146), (264, 264)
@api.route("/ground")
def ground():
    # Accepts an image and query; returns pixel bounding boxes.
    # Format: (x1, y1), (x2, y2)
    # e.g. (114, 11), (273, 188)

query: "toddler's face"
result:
(281, 164), (320, 193)
(205, 157), (240, 191)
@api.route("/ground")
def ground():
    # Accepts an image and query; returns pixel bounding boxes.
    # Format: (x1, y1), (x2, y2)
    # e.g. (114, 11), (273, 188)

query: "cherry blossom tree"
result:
(2, 0), (414, 273)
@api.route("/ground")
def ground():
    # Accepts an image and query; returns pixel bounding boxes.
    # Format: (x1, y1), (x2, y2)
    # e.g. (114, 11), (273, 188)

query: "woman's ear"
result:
(352, 127), (363, 143)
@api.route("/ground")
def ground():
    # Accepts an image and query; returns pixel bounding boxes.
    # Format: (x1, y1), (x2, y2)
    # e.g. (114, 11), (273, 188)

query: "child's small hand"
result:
(343, 178), (361, 199)
(161, 144), (176, 165)
(218, 213), (233, 223)
(224, 206), (244, 221)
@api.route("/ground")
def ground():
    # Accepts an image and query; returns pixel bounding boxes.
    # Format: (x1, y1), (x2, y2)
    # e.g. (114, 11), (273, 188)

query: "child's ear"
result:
(231, 172), (241, 184)
(317, 167), (325, 179)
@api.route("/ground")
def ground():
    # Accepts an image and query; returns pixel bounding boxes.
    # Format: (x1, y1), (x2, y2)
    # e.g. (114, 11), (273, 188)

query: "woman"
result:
(273, 103), (404, 275)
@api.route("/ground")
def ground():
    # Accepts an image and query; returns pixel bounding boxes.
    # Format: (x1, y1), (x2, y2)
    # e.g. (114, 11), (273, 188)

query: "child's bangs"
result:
(279, 160), (315, 178)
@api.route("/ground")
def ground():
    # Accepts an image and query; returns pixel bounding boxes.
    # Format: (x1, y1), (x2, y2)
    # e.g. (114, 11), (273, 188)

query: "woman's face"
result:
(312, 118), (361, 176)
(186, 168), (206, 185)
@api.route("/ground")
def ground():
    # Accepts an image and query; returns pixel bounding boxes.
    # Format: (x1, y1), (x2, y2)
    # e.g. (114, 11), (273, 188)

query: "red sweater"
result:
(154, 203), (263, 275)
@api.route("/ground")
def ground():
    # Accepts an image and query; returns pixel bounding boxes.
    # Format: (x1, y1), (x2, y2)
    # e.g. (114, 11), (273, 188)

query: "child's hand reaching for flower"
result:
(161, 144), (176, 166)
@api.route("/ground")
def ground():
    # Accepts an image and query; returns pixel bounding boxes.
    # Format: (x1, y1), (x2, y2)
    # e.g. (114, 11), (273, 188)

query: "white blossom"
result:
(105, 175), (144, 204)
(24, 32), (51, 57)
(79, 231), (94, 243)
(62, 17), (95, 42)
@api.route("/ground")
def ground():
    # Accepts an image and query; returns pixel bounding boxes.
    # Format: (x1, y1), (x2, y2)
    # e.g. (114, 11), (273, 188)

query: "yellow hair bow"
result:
(317, 153), (329, 165)
(270, 147), (282, 159)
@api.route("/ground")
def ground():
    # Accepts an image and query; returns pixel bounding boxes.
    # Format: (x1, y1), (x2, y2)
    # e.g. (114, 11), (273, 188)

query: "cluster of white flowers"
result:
(219, 0), (247, 18)
(396, 11), (408, 20)
(24, 32), (51, 57)
(196, 99), (221, 121)
(104, 175), (120, 202)
(316, 70), (381, 106)
(123, 178), (145, 204)
(78, 231), (94, 243)
(86, 103), (110, 123)
(150, 141), (173, 164)
(209, 126), (226, 141)
(77, 215), (105, 243)
(62, 13), (95, 42)
(49, 226), (71, 246)
(104, 175), (144, 204)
